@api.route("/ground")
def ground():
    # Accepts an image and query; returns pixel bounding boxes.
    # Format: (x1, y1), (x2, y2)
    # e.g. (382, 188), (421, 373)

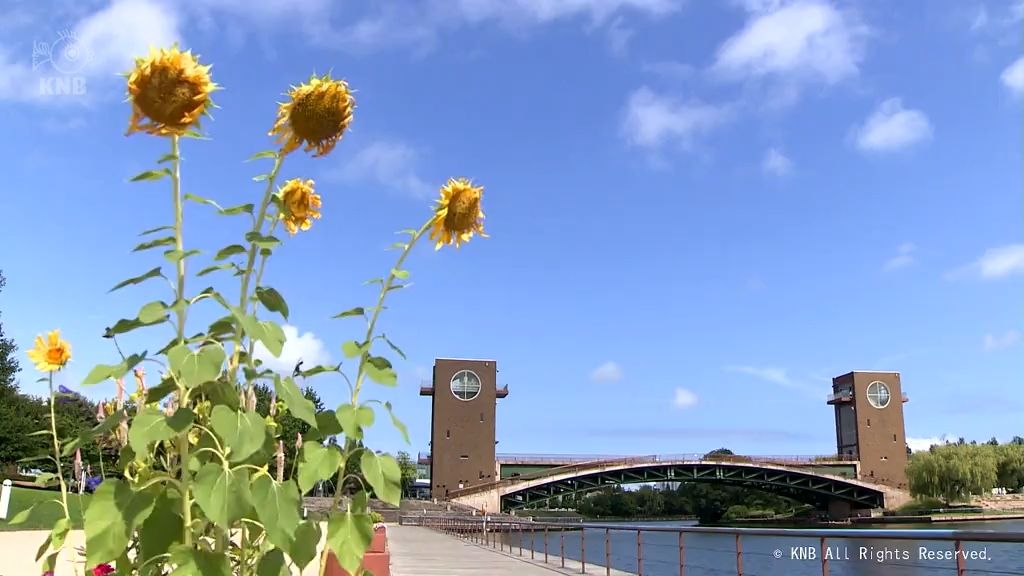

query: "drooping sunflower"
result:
(270, 73), (355, 157)
(126, 46), (217, 136)
(27, 329), (72, 372)
(278, 178), (321, 234)
(429, 178), (488, 250)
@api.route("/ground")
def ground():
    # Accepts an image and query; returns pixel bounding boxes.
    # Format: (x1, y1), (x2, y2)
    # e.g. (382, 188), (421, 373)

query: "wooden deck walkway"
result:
(387, 524), (635, 575)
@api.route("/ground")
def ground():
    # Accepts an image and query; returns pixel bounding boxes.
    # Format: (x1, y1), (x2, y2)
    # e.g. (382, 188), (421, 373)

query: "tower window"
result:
(460, 455), (469, 460)
(480, 412), (484, 423)
(880, 456), (888, 461)
(446, 429), (450, 439)
(893, 434), (897, 442)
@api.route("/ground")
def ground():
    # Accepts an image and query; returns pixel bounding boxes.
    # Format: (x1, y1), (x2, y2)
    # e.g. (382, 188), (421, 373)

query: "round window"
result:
(450, 370), (481, 401)
(866, 381), (891, 409)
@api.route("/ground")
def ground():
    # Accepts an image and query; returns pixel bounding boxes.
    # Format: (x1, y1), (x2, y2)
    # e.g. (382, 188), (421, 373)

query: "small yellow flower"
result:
(278, 178), (321, 235)
(27, 330), (72, 372)
(270, 73), (355, 157)
(126, 46), (217, 136)
(430, 178), (488, 250)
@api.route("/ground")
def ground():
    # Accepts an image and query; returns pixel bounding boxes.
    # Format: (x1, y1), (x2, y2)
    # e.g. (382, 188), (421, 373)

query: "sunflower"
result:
(270, 73), (355, 157)
(429, 178), (488, 250)
(126, 46), (217, 136)
(278, 178), (321, 234)
(27, 329), (72, 372)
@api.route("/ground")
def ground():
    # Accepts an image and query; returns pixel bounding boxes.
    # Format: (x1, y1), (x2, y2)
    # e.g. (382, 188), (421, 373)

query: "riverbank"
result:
(853, 512), (1024, 525)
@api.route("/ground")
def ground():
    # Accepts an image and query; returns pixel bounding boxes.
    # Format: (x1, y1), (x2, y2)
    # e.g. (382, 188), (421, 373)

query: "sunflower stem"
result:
(232, 154), (284, 399)
(245, 217), (280, 364)
(47, 373), (71, 520)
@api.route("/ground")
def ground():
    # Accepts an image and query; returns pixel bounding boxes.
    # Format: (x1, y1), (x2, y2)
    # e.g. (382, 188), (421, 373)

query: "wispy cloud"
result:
(854, 98), (933, 153)
(883, 242), (917, 271)
(253, 324), (332, 375)
(621, 87), (732, 152)
(1001, 56), (1024, 96)
(712, 0), (866, 87)
(590, 361), (624, 384)
(907, 435), (952, 452)
(726, 365), (819, 395)
(761, 147), (792, 176)
(606, 17), (634, 57)
(949, 243), (1024, 280)
(641, 60), (695, 81)
(984, 330), (1021, 351)
(673, 387), (699, 409)
(335, 140), (433, 198)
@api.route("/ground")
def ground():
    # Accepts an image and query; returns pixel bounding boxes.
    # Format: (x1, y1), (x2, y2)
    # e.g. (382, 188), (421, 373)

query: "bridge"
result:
(437, 453), (909, 518)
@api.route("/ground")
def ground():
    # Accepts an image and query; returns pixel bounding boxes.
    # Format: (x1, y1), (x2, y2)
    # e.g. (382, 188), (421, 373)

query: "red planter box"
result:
(325, 527), (390, 576)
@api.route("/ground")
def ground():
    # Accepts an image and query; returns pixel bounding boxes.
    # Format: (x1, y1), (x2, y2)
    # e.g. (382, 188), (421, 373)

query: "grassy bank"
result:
(0, 486), (89, 531)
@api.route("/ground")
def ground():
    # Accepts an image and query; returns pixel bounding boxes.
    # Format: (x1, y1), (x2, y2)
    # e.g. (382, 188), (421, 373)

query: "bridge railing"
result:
(408, 514), (1024, 576)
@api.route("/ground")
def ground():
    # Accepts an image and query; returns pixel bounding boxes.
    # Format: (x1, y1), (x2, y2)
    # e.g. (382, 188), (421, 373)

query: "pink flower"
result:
(92, 563), (115, 576)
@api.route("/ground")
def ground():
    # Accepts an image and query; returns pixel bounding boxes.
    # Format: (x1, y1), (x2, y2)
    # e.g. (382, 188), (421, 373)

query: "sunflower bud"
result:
(115, 378), (125, 410)
(296, 432), (303, 452)
(276, 440), (285, 482)
(269, 393), (277, 417)
(246, 387), (257, 412)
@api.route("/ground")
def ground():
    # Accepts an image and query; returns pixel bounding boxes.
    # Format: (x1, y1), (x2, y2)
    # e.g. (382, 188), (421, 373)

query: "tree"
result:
(252, 381), (325, 479)
(0, 270), (19, 394)
(396, 451), (417, 495)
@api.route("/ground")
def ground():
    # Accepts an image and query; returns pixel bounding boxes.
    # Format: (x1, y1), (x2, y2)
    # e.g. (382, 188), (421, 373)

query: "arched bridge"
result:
(448, 455), (908, 515)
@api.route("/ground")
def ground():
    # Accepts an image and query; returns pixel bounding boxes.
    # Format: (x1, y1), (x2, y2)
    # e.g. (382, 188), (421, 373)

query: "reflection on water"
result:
(498, 519), (1024, 576)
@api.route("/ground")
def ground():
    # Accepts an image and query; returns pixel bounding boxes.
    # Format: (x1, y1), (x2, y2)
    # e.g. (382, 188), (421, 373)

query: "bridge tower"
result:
(420, 358), (508, 501)
(828, 371), (909, 490)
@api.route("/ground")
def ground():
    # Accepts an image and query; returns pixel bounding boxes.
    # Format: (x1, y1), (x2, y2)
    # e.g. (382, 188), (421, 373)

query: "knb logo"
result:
(33, 29), (92, 96)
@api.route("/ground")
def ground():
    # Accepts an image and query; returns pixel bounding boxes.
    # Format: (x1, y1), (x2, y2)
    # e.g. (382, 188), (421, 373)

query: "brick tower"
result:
(828, 371), (909, 489)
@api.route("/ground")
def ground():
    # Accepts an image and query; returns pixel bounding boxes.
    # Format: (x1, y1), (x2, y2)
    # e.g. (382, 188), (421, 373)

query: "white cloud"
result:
(621, 87), (731, 150)
(954, 244), (1024, 280)
(445, 0), (680, 26)
(984, 330), (1021, 351)
(73, 0), (181, 77)
(590, 361), (624, 384)
(1001, 56), (1024, 96)
(673, 387), (698, 409)
(883, 242), (916, 271)
(854, 98), (932, 152)
(970, 5), (989, 32)
(641, 60), (695, 81)
(761, 147), (792, 176)
(726, 365), (819, 395)
(253, 325), (332, 375)
(337, 141), (433, 198)
(606, 16), (634, 57)
(713, 0), (866, 85)
(907, 435), (952, 452)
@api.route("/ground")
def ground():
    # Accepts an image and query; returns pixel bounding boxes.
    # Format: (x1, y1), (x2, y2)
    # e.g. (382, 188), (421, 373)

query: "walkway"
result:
(387, 524), (635, 575)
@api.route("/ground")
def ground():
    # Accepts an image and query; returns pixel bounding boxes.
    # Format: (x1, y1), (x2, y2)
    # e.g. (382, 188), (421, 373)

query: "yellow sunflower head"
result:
(429, 178), (488, 250)
(270, 73), (355, 158)
(278, 178), (321, 235)
(126, 45), (217, 136)
(27, 329), (72, 372)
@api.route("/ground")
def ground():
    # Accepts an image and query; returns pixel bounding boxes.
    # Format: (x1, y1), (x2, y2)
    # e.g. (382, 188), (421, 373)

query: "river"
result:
(503, 519), (1024, 575)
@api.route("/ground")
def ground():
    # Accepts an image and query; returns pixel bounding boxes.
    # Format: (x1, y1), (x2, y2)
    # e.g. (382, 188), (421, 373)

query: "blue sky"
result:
(1, 0), (1022, 460)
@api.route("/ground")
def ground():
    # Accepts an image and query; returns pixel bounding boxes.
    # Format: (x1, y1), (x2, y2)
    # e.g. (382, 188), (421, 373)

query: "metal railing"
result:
(407, 514), (1024, 576)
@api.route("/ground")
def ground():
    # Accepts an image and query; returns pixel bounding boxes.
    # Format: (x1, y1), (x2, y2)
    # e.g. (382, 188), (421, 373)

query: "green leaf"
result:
(256, 549), (288, 576)
(245, 231), (281, 249)
(210, 405), (267, 463)
(197, 263), (237, 277)
(341, 340), (366, 359)
(133, 236), (176, 252)
(381, 334), (406, 360)
(361, 451), (403, 506)
(363, 277), (384, 286)
(156, 153), (178, 164)
(289, 521), (321, 571)
(299, 363), (342, 378)
(104, 317), (163, 337)
(253, 173), (271, 182)
(140, 225), (174, 236)
(384, 401), (411, 444)
(139, 492), (183, 575)
(193, 463), (252, 529)
(129, 168), (171, 182)
(314, 410), (343, 437)
(258, 320), (286, 357)
(387, 282), (411, 292)
(109, 267), (164, 292)
(365, 356), (398, 386)
(391, 268), (410, 279)
(275, 376), (316, 427)
(297, 442), (342, 494)
(181, 129), (208, 140)
(167, 343), (226, 388)
(215, 244), (247, 260)
(138, 301), (168, 324)
(387, 242), (408, 250)
(35, 517), (69, 562)
(145, 378), (178, 404)
(128, 407), (194, 454)
(163, 248), (201, 264)
(220, 203), (254, 216)
(169, 545), (231, 576)
(326, 510), (374, 575)
(255, 286), (289, 320)
(33, 472), (57, 487)
(332, 307), (365, 319)
(397, 228), (418, 236)
(82, 352), (146, 386)
(336, 404), (374, 440)
(7, 499), (62, 526)
(250, 475), (302, 550)
(184, 193), (223, 210)
(247, 150), (279, 162)
(84, 480), (159, 566)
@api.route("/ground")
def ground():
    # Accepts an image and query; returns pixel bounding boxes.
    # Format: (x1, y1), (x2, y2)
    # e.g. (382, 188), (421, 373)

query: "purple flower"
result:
(58, 385), (73, 394)
(84, 476), (103, 493)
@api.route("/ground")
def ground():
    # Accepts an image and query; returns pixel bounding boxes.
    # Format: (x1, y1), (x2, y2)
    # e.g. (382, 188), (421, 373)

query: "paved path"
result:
(388, 525), (635, 575)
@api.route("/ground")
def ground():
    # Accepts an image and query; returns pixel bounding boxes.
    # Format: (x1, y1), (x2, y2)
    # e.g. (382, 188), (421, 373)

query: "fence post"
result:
(519, 523), (524, 556)
(532, 525), (536, 560)
(637, 530), (644, 576)
(955, 540), (966, 576)
(605, 528), (611, 576)
(581, 526), (587, 574)
(544, 526), (549, 563)
(679, 531), (685, 576)
(735, 534), (744, 576)
(820, 536), (829, 576)
(561, 527), (566, 568)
